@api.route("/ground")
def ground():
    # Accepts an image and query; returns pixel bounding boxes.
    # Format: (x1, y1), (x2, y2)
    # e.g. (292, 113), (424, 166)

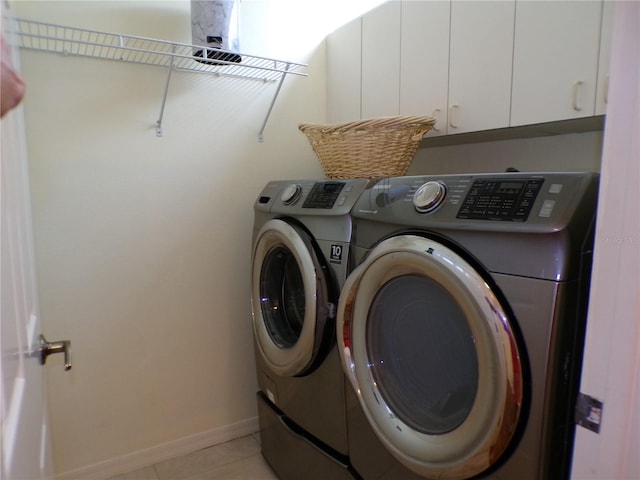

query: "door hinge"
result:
(575, 392), (603, 433)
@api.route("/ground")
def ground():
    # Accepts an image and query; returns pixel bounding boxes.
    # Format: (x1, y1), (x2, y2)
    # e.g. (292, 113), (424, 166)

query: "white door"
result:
(399, 0), (450, 135)
(448, 0), (515, 134)
(1, 19), (67, 479)
(361, 0), (401, 118)
(510, 0), (603, 126)
(1, 98), (53, 480)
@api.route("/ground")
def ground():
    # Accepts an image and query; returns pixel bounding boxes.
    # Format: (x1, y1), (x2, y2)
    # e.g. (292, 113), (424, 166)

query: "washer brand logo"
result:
(330, 244), (343, 264)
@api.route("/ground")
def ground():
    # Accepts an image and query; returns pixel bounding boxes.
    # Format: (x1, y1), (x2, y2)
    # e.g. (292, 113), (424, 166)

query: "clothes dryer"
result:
(336, 172), (598, 480)
(251, 178), (368, 480)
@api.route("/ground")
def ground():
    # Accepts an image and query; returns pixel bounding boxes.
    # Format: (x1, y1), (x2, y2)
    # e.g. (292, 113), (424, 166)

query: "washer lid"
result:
(252, 218), (336, 377)
(338, 235), (523, 479)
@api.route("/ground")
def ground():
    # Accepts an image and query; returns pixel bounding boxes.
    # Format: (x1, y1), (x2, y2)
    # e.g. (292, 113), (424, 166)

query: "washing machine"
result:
(251, 178), (368, 480)
(336, 172), (599, 480)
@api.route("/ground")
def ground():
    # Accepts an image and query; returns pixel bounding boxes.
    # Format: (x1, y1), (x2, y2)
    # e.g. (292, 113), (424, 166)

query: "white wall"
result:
(12, 1), (319, 478)
(408, 131), (603, 175)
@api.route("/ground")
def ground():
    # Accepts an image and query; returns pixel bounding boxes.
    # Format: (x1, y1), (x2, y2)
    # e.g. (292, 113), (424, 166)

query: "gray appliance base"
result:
(257, 392), (360, 480)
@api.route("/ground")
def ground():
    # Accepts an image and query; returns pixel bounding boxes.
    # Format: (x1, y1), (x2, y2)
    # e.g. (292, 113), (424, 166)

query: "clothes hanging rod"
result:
(8, 17), (308, 139)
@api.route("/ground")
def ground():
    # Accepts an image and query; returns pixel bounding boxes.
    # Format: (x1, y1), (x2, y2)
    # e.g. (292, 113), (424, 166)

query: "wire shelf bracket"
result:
(9, 17), (308, 140)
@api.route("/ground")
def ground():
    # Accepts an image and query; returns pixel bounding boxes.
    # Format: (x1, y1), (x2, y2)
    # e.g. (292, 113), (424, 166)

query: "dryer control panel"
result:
(457, 178), (544, 222)
(353, 172), (599, 232)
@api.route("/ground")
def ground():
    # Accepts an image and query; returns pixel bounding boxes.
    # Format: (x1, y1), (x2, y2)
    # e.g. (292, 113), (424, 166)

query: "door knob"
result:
(39, 334), (72, 371)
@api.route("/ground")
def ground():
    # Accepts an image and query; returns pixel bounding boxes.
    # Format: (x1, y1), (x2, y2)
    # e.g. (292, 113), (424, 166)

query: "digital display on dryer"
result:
(496, 182), (525, 193)
(457, 178), (544, 221)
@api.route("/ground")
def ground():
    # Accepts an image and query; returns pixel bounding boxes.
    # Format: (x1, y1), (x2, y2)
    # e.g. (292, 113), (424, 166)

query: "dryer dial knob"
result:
(281, 183), (302, 205)
(413, 181), (447, 213)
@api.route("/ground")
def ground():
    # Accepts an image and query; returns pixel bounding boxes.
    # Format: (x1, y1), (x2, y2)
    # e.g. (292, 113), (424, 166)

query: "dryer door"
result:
(252, 218), (336, 377)
(338, 235), (523, 479)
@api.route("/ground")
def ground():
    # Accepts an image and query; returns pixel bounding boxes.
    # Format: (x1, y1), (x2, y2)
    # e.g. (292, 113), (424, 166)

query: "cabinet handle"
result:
(604, 75), (609, 105)
(431, 108), (441, 132)
(572, 80), (584, 111)
(449, 104), (459, 128)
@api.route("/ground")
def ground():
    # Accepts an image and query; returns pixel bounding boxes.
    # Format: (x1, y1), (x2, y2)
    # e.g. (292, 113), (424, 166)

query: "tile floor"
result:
(107, 434), (279, 480)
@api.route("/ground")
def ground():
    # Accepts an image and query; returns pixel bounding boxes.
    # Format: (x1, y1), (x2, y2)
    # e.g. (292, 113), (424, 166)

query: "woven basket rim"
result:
(298, 115), (436, 179)
(299, 115), (437, 135)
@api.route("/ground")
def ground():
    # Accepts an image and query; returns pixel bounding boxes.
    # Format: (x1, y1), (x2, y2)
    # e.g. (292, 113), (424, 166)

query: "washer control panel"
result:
(457, 178), (544, 221)
(255, 178), (369, 216)
(302, 181), (345, 208)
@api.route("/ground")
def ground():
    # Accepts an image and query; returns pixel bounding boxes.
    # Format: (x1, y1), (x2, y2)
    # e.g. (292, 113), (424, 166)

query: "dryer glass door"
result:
(260, 244), (306, 349)
(338, 235), (523, 480)
(252, 219), (335, 377)
(368, 274), (479, 435)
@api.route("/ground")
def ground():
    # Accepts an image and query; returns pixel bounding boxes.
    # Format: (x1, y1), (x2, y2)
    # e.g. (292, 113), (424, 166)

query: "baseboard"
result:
(56, 417), (260, 480)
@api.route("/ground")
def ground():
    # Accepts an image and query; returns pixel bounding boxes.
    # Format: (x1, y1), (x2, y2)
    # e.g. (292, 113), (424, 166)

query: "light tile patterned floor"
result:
(108, 434), (278, 480)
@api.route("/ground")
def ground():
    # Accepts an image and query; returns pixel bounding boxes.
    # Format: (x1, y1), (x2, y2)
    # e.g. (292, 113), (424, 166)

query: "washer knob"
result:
(281, 183), (302, 205)
(413, 181), (447, 213)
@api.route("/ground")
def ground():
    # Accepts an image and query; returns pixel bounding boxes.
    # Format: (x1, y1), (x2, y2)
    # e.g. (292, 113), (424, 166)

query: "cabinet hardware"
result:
(575, 392), (603, 433)
(572, 80), (584, 111)
(431, 108), (442, 132)
(449, 104), (459, 128)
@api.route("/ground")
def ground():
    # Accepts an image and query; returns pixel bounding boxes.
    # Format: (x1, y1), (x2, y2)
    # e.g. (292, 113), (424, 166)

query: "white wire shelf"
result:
(9, 17), (308, 138)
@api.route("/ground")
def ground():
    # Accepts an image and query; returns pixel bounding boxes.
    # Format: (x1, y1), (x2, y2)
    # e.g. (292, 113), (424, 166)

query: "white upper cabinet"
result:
(510, 0), (603, 126)
(399, 1), (450, 136)
(326, 0), (610, 135)
(595, 1), (614, 116)
(327, 16), (362, 123)
(361, 1), (402, 118)
(448, 0), (515, 134)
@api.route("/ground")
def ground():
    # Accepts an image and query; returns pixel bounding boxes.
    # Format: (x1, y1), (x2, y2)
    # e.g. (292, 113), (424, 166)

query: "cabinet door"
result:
(361, 0), (401, 118)
(448, 0), (515, 134)
(327, 16), (363, 123)
(595, 0), (614, 116)
(399, 0), (450, 136)
(511, 1), (603, 126)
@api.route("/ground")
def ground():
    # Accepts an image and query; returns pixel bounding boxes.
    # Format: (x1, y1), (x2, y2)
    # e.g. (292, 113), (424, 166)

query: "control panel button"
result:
(538, 200), (556, 218)
(549, 183), (563, 194)
(413, 181), (447, 213)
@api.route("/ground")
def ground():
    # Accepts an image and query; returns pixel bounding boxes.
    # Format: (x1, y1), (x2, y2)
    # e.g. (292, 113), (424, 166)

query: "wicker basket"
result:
(298, 115), (436, 179)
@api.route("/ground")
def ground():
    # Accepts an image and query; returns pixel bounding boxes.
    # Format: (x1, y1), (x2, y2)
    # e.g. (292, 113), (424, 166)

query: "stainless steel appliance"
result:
(337, 172), (598, 479)
(251, 178), (368, 480)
